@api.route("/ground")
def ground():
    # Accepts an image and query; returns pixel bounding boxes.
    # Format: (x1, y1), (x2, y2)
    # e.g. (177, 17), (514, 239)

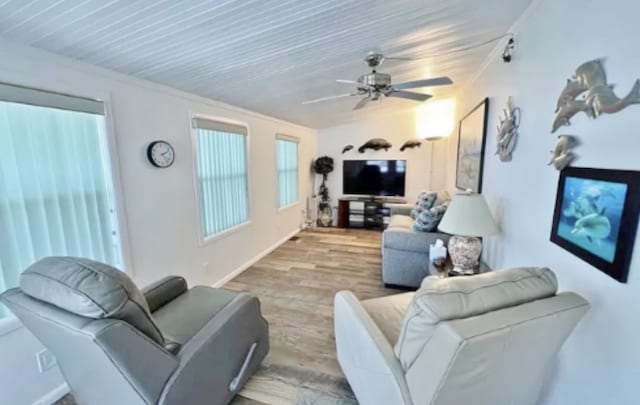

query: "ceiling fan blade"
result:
(384, 56), (413, 61)
(392, 76), (453, 90)
(302, 92), (358, 104)
(336, 79), (358, 84)
(388, 90), (432, 102)
(353, 96), (370, 110)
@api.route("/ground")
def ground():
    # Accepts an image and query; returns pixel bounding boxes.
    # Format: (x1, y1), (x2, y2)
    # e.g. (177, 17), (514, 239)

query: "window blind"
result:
(193, 118), (249, 238)
(276, 135), (299, 208)
(0, 85), (121, 319)
(0, 82), (104, 115)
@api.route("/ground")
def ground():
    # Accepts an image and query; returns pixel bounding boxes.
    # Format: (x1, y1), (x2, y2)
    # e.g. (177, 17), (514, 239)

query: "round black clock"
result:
(147, 141), (175, 168)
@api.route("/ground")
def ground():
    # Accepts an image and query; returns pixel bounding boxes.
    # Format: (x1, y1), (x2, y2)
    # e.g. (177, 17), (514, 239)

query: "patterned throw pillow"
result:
(410, 192), (438, 219)
(413, 201), (449, 232)
(409, 191), (426, 218)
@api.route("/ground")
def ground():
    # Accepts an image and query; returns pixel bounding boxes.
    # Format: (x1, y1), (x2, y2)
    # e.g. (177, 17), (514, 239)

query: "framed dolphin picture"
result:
(456, 98), (489, 192)
(550, 167), (640, 283)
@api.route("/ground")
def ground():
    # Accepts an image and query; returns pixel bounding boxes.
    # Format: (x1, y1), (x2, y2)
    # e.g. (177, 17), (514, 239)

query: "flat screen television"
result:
(343, 160), (406, 197)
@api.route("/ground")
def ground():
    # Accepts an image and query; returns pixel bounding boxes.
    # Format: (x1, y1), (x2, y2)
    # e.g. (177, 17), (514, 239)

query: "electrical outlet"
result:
(36, 349), (57, 373)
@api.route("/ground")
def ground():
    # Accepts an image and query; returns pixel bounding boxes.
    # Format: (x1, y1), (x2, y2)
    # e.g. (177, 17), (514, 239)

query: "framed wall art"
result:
(456, 97), (489, 192)
(550, 167), (640, 283)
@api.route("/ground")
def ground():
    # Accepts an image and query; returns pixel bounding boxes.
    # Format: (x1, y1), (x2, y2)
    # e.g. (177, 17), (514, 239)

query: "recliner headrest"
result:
(20, 257), (164, 345)
(415, 266), (557, 322)
(394, 267), (558, 369)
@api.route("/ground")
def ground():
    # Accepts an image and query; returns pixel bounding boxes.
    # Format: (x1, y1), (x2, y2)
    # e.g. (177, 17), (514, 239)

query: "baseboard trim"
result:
(33, 383), (69, 405)
(212, 227), (301, 288)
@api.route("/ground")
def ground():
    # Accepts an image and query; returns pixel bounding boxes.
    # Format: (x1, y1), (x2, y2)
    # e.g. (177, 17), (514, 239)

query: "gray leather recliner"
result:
(0, 257), (269, 405)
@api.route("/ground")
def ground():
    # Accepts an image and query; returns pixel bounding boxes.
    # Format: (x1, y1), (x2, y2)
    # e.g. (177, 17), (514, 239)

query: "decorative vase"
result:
(448, 235), (482, 275)
(317, 203), (333, 227)
(316, 175), (333, 227)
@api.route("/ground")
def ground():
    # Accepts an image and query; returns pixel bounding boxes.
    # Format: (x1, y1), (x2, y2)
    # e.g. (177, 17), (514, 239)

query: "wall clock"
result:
(147, 141), (175, 168)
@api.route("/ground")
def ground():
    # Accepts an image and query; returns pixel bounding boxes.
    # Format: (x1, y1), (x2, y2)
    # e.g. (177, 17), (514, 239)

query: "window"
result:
(0, 83), (123, 319)
(193, 117), (249, 239)
(276, 135), (299, 209)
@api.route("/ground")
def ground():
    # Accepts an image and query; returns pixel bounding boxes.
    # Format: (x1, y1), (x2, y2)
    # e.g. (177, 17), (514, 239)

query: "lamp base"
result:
(448, 235), (482, 275)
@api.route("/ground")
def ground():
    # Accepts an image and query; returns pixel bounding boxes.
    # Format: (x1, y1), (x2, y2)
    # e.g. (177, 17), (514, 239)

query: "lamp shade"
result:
(438, 193), (499, 237)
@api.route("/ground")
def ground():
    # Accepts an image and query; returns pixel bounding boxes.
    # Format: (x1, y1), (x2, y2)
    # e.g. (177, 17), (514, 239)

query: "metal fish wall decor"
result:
(400, 140), (422, 151)
(495, 96), (520, 162)
(358, 138), (392, 153)
(552, 59), (640, 133)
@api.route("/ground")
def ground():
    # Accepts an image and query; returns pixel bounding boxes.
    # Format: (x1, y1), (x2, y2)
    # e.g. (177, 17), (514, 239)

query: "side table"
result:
(428, 255), (491, 278)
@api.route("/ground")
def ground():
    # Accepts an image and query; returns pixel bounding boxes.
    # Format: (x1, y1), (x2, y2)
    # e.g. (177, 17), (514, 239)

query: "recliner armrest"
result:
(334, 291), (412, 405)
(159, 293), (269, 405)
(143, 276), (188, 313)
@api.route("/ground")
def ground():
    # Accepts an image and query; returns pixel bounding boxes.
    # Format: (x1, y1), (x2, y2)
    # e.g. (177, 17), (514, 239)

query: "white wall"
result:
(0, 39), (316, 404)
(446, 0), (640, 404)
(316, 108), (450, 209)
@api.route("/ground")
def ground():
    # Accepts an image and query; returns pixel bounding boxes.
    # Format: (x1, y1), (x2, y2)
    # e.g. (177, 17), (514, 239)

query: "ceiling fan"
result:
(302, 51), (453, 110)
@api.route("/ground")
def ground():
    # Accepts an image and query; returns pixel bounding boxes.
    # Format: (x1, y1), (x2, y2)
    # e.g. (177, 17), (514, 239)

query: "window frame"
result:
(0, 83), (132, 329)
(275, 134), (301, 212)
(190, 113), (252, 246)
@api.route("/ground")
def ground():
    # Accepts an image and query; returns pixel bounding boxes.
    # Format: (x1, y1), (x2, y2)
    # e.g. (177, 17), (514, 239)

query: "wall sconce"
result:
(502, 36), (515, 63)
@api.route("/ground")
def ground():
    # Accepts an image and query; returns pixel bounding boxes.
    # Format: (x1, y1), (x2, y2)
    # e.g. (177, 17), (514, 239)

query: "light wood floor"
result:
(227, 228), (398, 404)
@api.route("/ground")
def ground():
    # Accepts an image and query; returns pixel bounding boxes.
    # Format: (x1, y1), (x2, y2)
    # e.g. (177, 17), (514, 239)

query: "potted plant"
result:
(313, 156), (334, 227)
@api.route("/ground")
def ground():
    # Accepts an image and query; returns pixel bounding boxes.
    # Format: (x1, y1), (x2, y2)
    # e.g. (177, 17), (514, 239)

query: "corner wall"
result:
(316, 109), (450, 210)
(447, 0), (640, 403)
(0, 39), (316, 404)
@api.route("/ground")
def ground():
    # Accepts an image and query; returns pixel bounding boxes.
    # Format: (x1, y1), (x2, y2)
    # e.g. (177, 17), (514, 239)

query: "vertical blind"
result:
(193, 118), (249, 239)
(0, 84), (122, 318)
(276, 135), (299, 208)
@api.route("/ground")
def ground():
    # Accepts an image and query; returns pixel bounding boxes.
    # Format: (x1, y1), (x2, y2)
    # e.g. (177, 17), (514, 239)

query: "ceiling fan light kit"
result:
(302, 51), (453, 110)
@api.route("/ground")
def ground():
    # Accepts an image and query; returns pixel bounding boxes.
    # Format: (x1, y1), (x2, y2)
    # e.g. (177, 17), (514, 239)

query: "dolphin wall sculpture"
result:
(585, 79), (640, 117)
(549, 135), (580, 171)
(552, 58), (640, 133)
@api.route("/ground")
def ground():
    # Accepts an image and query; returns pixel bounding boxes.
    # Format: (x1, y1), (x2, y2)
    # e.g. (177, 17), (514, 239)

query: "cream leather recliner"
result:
(334, 267), (589, 405)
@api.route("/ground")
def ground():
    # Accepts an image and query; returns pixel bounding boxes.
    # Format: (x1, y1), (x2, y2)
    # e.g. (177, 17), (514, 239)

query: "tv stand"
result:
(337, 196), (406, 230)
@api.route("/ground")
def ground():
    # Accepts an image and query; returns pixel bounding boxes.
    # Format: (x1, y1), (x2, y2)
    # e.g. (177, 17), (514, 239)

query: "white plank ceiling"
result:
(0, 0), (531, 128)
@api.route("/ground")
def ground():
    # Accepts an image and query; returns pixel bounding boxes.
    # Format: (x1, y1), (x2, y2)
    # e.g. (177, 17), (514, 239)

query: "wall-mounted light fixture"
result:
(502, 36), (515, 63)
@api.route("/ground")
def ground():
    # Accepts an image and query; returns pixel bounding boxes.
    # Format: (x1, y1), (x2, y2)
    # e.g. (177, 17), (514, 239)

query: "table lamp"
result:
(438, 192), (498, 274)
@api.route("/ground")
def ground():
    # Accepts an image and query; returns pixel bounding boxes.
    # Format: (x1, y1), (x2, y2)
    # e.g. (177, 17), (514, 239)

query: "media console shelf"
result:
(337, 197), (406, 230)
